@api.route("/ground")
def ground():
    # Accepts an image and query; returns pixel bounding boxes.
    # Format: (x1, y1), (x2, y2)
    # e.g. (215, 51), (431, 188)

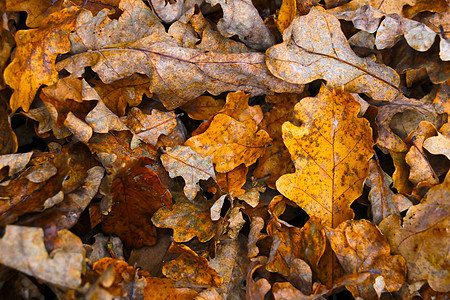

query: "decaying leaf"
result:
(266, 6), (401, 101)
(0, 225), (85, 289)
(163, 243), (223, 287)
(102, 158), (172, 247)
(276, 86), (374, 227)
(152, 192), (216, 243)
(326, 219), (406, 299)
(4, 5), (80, 112)
(423, 123), (450, 160)
(161, 145), (215, 200)
(379, 171), (450, 292)
(365, 158), (412, 224)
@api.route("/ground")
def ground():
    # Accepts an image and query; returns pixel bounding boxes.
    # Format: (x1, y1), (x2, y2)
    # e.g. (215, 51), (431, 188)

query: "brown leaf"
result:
(0, 225), (85, 289)
(4, 5), (80, 112)
(122, 108), (178, 146)
(163, 243), (223, 288)
(276, 86), (374, 228)
(102, 158), (172, 247)
(376, 94), (438, 152)
(5, 0), (119, 28)
(365, 158), (412, 224)
(0, 152), (33, 177)
(57, 0), (303, 110)
(246, 260), (271, 300)
(181, 96), (225, 121)
(325, 219), (406, 299)
(161, 145), (215, 200)
(152, 192), (216, 243)
(266, 6), (401, 101)
(185, 114), (271, 173)
(89, 74), (149, 117)
(205, 0), (275, 50)
(254, 93), (302, 188)
(330, 0), (416, 16)
(0, 105), (17, 154)
(379, 171), (450, 292)
(404, 121), (440, 186)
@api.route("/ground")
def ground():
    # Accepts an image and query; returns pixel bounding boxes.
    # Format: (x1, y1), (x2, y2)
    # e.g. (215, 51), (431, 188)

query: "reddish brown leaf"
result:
(102, 159), (172, 247)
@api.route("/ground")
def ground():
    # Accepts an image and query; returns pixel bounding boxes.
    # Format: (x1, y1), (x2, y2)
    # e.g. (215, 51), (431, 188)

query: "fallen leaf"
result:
(254, 93), (301, 188)
(246, 260), (271, 300)
(56, 0), (303, 110)
(215, 164), (248, 197)
(122, 107), (178, 146)
(185, 114), (271, 173)
(276, 86), (374, 227)
(152, 192), (216, 243)
(379, 171), (450, 292)
(181, 96), (225, 121)
(325, 219), (406, 299)
(0, 105), (17, 154)
(163, 243), (223, 287)
(161, 145), (215, 200)
(205, 0), (275, 50)
(423, 123), (450, 160)
(102, 158), (172, 247)
(0, 225), (84, 289)
(365, 158), (412, 224)
(329, 0), (416, 16)
(404, 121), (439, 186)
(266, 6), (401, 101)
(0, 152), (32, 177)
(4, 5), (80, 112)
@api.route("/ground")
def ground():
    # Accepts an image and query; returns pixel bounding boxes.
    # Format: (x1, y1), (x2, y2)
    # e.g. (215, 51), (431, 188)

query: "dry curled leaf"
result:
(379, 171), (450, 292)
(0, 225), (85, 289)
(276, 86), (374, 227)
(266, 6), (401, 101)
(326, 219), (406, 299)
(161, 145), (215, 200)
(163, 243), (223, 287)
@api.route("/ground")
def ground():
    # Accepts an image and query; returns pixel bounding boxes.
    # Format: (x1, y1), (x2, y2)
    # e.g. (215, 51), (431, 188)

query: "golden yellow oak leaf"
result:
(275, 86), (374, 228)
(4, 5), (80, 112)
(185, 114), (271, 173)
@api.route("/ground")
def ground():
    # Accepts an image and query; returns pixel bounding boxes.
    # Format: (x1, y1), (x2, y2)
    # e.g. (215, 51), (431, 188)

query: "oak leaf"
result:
(325, 219), (406, 299)
(102, 158), (172, 247)
(423, 123), (450, 160)
(57, 0), (303, 110)
(0, 152), (32, 177)
(379, 171), (450, 292)
(365, 158), (412, 224)
(122, 108), (178, 146)
(161, 145), (215, 200)
(330, 0), (416, 16)
(4, 5), (80, 112)
(152, 192), (216, 243)
(0, 225), (85, 289)
(276, 86), (374, 227)
(254, 93), (302, 188)
(185, 114), (271, 173)
(0, 105), (17, 154)
(215, 164), (248, 197)
(163, 243), (223, 288)
(266, 6), (401, 101)
(205, 0), (275, 50)
(180, 96), (225, 121)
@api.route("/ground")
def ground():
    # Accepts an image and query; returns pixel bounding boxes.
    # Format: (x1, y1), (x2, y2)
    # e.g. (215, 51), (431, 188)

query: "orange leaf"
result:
(180, 96), (225, 121)
(152, 192), (216, 243)
(4, 5), (80, 112)
(122, 108), (178, 146)
(102, 159), (172, 247)
(185, 114), (271, 173)
(276, 86), (374, 227)
(326, 219), (406, 299)
(163, 243), (223, 288)
(215, 164), (248, 197)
